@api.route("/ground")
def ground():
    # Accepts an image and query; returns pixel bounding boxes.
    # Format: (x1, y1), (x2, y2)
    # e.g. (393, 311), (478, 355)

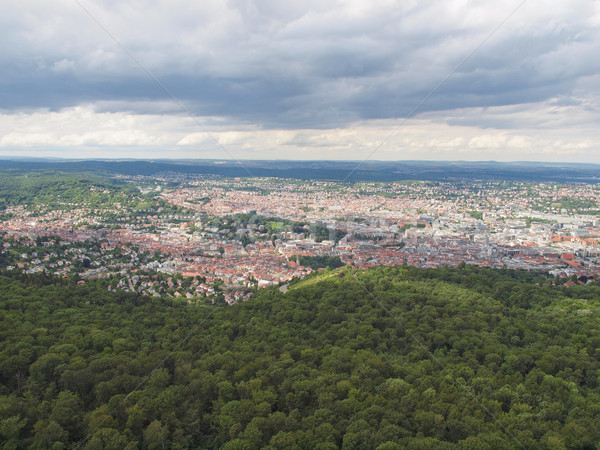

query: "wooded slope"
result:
(1, 266), (599, 448)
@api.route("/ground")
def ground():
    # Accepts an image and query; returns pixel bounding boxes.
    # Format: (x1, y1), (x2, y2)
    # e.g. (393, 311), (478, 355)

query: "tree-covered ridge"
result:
(2, 266), (600, 448)
(0, 170), (140, 211)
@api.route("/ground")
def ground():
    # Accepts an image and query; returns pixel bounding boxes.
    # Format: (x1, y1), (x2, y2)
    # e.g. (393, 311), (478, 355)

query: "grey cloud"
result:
(1, 0), (599, 131)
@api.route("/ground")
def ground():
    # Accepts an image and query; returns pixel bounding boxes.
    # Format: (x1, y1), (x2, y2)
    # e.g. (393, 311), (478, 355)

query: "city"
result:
(3, 173), (599, 304)
(4, 0), (600, 446)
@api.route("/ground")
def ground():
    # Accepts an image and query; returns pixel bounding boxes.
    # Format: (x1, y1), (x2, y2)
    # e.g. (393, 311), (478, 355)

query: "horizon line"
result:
(0, 156), (597, 166)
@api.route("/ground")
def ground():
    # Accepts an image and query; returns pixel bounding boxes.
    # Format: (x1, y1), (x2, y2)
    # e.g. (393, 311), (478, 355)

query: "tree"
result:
(144, 420), (168, 449)
(0, 415), (27, 447)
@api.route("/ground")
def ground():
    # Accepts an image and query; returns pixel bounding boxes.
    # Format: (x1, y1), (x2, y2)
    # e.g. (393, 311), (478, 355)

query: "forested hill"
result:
(0, 170), (137, 211)
(2, 158), (600, 182)
(2, 266), (600, 448)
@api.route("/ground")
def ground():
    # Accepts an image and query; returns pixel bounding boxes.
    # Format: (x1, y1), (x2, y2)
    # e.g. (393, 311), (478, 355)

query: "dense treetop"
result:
(1, 265), (600, 448)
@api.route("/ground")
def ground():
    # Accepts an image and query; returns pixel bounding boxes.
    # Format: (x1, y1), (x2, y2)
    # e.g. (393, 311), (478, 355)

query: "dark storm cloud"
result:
(1, 0), (599, 130)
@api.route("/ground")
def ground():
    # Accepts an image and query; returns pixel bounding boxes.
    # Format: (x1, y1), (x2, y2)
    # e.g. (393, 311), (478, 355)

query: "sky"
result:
(1, 0), (600, 162)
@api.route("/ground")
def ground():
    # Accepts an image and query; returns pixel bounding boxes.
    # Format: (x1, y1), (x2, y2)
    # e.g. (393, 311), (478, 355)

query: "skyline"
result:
(1, 0), (600, 162)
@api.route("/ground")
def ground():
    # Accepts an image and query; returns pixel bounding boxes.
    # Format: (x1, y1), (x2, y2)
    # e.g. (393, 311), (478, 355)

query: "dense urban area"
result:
(1, 170), (600, 303)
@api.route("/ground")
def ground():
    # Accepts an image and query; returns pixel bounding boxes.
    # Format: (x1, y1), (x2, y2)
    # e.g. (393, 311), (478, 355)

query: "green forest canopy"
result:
(1, 265), (600, 448)
(0, 170), (137, 211)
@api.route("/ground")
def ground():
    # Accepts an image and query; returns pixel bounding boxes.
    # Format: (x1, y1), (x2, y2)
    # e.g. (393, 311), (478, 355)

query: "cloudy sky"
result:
(1, 0), (600, 162)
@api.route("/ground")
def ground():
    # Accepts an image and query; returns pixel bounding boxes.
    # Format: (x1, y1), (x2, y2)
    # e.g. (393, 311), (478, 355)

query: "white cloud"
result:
(1, 0), (600, 161)
(1, 103), (599, 162)
(469, 135), (506, 149)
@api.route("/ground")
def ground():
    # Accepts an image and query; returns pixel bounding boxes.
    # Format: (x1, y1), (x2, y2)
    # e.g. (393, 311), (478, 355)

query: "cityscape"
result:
(4, 0), (600, 446)
(3, 171), (600, 304)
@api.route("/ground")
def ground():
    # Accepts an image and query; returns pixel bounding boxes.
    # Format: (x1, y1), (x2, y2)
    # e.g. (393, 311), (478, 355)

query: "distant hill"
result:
(1, 158), (600, 182)
(1, 265), (600, 448)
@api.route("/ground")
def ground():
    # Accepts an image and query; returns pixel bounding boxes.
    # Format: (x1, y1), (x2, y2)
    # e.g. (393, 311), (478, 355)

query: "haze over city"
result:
(2, 0), (600, 162)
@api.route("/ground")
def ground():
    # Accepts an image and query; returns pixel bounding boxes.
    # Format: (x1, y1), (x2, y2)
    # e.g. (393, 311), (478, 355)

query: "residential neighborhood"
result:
(3, 175), (600, 303)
